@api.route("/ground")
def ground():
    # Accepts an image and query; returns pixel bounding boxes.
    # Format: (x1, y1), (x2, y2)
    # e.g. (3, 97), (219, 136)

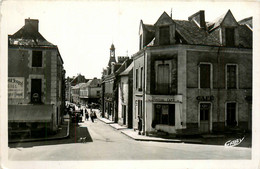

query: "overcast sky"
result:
(1, 1), (259, 79)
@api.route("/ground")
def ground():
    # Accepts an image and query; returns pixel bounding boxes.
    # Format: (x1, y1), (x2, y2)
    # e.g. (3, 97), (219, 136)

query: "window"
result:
(139, 67), (143, 91)
(156, 63), (170, 94)
(225, 28), (235, 47)
(159, 26), (170, 45)
(31, 79), (42, 103)
(32, 51), (42, 67)
(97, 91), (100, 97)
(227, 65), (237, 89)
(226, 103), (237, 126)
(199, 64), (211, 88)
(136, 69), (139, 89)
(154, 104), (175, 126)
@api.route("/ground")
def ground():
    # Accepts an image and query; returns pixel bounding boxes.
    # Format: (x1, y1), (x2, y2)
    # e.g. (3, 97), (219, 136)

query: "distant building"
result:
(8, 18), (66, 132)
(132, 10), (252, 135)
(79, 77), (102, 105)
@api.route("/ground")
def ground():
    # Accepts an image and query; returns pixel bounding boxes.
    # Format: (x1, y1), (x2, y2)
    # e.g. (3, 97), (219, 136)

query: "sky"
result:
(1, 0), (259, 79)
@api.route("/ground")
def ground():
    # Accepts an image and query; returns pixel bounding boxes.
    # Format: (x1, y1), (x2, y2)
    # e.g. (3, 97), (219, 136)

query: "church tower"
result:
(108, 43), (116, 66)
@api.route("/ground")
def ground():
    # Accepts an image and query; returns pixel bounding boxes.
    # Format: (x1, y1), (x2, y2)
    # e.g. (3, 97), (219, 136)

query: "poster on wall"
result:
(8, 77), (24, 99)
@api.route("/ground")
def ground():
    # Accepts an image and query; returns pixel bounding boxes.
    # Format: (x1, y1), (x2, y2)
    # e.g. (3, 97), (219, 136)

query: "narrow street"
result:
(9, 116), (251, 160)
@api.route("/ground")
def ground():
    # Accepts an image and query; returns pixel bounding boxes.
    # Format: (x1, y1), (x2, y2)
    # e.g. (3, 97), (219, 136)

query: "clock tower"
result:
(108, 43), (116, 66)
(110, 43), (115, 57)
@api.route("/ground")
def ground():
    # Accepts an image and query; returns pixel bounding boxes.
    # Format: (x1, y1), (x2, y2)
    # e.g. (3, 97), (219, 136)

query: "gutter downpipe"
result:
(143, 49), (146, 135)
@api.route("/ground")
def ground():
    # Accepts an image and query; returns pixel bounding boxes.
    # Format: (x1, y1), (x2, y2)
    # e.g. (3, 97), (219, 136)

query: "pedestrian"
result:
(138, 115), (142, 135)
(85, 109), (89, 121)
(93, 111), (97, 119)
(90, 110), (94, 123)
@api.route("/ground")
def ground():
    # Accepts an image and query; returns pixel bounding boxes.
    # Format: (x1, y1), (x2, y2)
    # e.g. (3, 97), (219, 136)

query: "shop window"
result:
(227, 65), (237, 89)
(225, 28), (235, 47)
(226, 102), (237, 127)
(154, 104), (175, 126)
(199, 64), (211, 88)
(156, 63), (170, 94)
(159, 26), (170, 45)
(31, 79), (42, 103)
(32, 51), (43, 67)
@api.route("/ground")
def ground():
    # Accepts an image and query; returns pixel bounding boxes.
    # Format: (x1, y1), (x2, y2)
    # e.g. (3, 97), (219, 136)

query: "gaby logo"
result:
(224, 136), (245, 147)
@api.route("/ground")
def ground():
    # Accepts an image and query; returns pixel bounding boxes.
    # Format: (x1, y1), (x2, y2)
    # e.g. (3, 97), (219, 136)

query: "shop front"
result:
(145, 95), (184, 134)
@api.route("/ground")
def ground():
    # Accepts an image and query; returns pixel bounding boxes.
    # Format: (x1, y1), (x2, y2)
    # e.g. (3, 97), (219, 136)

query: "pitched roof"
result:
(8, 19), (55, 47)
(238, 17), (253, 29)
(174, 20), (220, 46)
(140, 10), (252, 48)
(144, 24), (155, 33)
(120, 62), (133, 76)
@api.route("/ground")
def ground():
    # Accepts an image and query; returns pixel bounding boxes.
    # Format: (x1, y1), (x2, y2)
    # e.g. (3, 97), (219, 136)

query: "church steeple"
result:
(108, 43), (116, 66)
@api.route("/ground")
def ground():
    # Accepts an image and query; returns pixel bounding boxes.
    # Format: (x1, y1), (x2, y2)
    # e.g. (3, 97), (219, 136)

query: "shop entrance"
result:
(199, 103), (211, 133)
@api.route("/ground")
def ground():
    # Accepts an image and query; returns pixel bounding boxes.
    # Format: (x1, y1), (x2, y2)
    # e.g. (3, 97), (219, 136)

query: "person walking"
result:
(138, 115), (142, 135)
(85, 109), (89, 121)
(90, 109), (94, 123)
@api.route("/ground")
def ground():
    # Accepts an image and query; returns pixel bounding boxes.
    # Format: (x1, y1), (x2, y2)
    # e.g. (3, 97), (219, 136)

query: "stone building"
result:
(118, 61), (133, 128)
(8, 18), (66, 133)
(132, 10), (252, 135)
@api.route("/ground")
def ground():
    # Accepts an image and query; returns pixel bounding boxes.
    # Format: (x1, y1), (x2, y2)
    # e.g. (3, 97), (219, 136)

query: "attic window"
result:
(32, 51), (42, 67)
(159, 26), (170, 45)
(225, 28), (235, 47)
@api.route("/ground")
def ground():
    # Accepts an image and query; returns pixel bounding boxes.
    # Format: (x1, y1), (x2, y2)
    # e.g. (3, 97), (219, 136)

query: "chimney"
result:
(25, 18), (39, 31)
(188, 10), (206, 30)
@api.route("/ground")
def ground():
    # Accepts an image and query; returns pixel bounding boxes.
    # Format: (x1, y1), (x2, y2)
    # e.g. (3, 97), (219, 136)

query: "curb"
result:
(8, 121), (70, 143)
(98, 116), (204, 144)
(120, 131), (182, 143)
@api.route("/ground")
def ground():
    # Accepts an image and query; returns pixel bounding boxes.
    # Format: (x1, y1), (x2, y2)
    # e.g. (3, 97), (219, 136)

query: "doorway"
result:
(199, 103), (211, 133)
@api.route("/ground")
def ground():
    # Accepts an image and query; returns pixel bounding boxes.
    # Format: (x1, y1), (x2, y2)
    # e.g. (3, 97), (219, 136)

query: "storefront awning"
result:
(8, 104), (53, 122)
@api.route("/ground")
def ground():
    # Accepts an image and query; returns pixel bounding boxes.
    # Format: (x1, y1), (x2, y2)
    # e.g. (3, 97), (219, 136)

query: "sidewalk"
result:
(8, 116), (70, 143)
(96, 113), (251, 147)
(96, 113), (200, 144)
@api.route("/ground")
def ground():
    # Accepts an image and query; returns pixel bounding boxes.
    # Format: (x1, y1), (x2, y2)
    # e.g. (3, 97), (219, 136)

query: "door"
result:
(123, 105), (126, 125)
(226, 103), (237, 127)
(199, 103), (211, 133)
(31, 79), (42, 103)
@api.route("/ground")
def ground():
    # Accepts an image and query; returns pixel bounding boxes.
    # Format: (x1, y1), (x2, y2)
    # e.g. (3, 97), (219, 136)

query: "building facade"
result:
(101, 44), (130, 122)
(79, 77), (101, 105)
(118, 62), (133, 128)
(8, 18), (66, 132)
(132, 10), (252, 135)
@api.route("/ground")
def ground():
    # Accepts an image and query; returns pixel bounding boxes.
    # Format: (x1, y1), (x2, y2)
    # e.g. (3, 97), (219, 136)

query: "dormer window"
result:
(159, 26), (170, 45)
(225, 28), (235, 47)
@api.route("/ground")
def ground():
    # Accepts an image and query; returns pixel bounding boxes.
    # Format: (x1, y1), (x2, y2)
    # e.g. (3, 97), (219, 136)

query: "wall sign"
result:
(196, 96), (214, 101)
(8, 77), (24, 98)
(146, 98), (181, 102)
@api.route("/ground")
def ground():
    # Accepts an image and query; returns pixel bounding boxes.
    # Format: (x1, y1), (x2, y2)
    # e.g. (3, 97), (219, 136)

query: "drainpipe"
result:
(143, 49), (146, 135)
